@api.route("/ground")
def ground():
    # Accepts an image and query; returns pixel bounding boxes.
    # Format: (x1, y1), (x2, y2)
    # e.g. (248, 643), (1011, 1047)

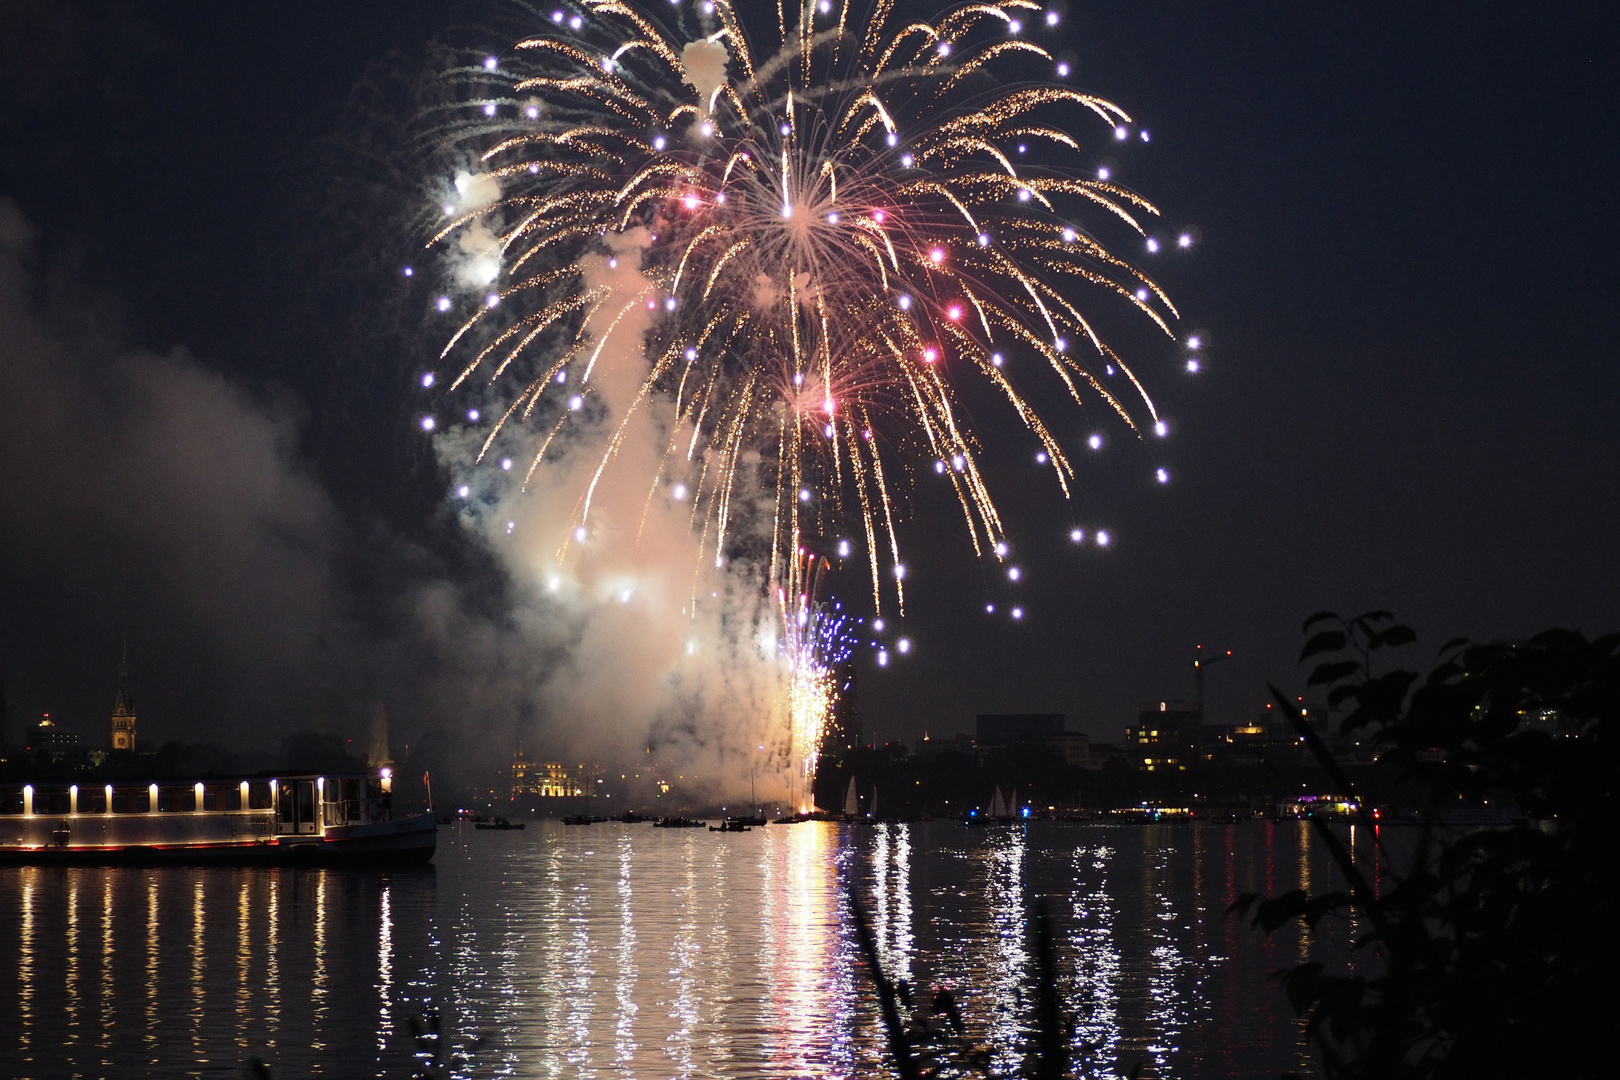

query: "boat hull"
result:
(0, 812), (438, 866)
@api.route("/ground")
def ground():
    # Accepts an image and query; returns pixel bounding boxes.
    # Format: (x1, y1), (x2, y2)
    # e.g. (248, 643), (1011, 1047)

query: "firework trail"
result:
(426, 0), (1191, 792)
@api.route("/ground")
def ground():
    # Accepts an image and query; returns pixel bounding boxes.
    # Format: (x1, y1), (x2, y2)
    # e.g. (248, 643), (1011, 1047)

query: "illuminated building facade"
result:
(510, 749), (583, 799)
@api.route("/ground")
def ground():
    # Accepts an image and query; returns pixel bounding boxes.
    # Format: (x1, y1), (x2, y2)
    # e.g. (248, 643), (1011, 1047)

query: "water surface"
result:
(0, 820), (1366, 1078)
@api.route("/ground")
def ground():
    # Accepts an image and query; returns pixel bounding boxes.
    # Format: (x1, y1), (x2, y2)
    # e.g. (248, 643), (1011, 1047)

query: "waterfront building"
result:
(510, 749), (584, 799)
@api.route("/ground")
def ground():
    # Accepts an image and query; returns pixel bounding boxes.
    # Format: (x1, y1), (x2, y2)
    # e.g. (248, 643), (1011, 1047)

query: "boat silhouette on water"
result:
(652, 817), (705, 828)
(473, 816), (524, 831)
(0, 768), (436, 865)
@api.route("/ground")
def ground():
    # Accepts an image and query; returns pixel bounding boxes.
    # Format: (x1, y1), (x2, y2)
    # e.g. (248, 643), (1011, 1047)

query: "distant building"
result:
(1201, 711), (1310, 765)
(975, 713), (1094, 767)
(975, 713), (1065, 749)
(510, 750), (583, 799)
(1087, 742), (1125, 769)
(1124, 700), (1201, 771)
(28, 715), (80, 755)
(110, 648), (137, 752)
(510, 748), (542, 797)
(1047, 731), (1091, 767)
(914, 731), (974, 759)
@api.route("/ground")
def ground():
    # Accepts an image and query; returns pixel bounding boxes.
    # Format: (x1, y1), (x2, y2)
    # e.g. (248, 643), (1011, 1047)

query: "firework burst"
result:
(427, 0), (1188, 793)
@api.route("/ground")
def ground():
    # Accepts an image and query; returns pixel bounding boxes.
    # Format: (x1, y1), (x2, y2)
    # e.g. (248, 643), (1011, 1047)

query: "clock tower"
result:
(110, 645), (137, 752)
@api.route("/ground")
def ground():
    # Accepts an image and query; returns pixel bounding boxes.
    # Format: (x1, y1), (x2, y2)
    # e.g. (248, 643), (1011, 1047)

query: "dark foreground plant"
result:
(1232, 612), (1614, 1079)
(849, 887), (1133, 1080)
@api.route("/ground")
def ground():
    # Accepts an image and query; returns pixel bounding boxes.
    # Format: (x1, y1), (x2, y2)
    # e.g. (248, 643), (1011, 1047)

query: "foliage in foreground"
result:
(1233, 613), (1614, 1079)
(850, 889), (1128, 1080)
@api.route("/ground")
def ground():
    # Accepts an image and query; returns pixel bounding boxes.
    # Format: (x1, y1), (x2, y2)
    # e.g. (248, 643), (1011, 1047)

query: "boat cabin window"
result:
(36, 788), (72, 815)
(77, 787), (108, 814)
(0, 788), (22, 815)
(203, 785), (241, 811)
(247, 781), (273, 810)
(158, 786), (197, 812)
(323, 778), (363, 825)
(111, 788), (150, 814)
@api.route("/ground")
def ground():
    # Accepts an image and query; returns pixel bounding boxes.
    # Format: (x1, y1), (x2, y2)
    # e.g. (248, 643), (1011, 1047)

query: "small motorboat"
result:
(653, 817), (706, 829)
(709, 819), (753, 833)
(473, 816), (524, 831)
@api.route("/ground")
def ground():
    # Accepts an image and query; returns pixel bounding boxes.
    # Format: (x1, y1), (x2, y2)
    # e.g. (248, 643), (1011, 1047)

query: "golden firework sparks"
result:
(428, 1), (1190, 793)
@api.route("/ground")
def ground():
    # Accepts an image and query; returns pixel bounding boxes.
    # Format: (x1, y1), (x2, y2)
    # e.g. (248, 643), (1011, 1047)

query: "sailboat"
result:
(988, 786), (1008, 820)
(842, 777), (858, 819)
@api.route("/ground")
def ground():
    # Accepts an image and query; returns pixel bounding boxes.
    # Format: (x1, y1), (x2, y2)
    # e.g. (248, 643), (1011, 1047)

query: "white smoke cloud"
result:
(453, 169), (500, 211)
(680, 38), (730, 113)
(0, 198), (344, 713)
(0, 189), (797, 808)
(0, 197), (549, 794)
(452, 218), (503, 289)
(436, 225), (798, 805)
(438, 171), (504, 290)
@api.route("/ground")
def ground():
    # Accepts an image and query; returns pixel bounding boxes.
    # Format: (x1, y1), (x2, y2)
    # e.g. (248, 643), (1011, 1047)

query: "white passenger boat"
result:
(0, 768), (435, 865)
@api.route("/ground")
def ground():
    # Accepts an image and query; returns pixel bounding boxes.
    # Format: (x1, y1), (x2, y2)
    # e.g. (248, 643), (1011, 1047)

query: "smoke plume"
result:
(434, 224), (797, 805)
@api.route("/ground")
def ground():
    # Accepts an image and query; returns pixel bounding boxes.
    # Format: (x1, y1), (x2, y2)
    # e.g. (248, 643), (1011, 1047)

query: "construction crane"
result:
(1194, 645), (1233, 723)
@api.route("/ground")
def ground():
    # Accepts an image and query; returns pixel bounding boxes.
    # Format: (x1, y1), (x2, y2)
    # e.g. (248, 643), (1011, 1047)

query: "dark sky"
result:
(1, 1), (1615, 764)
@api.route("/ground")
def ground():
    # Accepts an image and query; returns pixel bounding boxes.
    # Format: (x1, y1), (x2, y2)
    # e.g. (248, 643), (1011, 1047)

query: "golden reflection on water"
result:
(192, 873), (206, 1057)
(236, 871), (250, 1050)
(666, 833), (702, 1078)
(376, 883), (393, 1057)
(266, 871), (280, 1044)
(145, 873), (158, 1052)
(65, 874), (80, 1047)
(312, 871), (328, 1053)
(101, 873), (115, 1050)
(19, 867), (34, 1054)
(615, 833), (639, 1068)
(765, 817), (846, 1077)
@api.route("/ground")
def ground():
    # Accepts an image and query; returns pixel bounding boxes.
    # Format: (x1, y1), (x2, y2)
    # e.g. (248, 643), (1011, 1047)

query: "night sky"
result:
(1, 1), (1615, 769)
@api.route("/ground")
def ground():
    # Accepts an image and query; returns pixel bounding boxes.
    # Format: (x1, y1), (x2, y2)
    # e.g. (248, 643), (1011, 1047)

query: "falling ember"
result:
(428, 0), (1185, 788)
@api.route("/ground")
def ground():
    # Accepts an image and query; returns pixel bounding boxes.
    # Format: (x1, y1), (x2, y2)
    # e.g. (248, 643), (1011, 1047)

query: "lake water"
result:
(0, 820), (1369, 1079)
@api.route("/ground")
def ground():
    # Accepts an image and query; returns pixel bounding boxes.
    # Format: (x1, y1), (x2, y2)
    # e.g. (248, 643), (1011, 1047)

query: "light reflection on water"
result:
(0, 822), (1363, 1078)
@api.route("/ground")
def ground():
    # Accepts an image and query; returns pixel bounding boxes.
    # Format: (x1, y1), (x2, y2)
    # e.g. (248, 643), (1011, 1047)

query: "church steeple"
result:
(110, 642), (137, 752)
